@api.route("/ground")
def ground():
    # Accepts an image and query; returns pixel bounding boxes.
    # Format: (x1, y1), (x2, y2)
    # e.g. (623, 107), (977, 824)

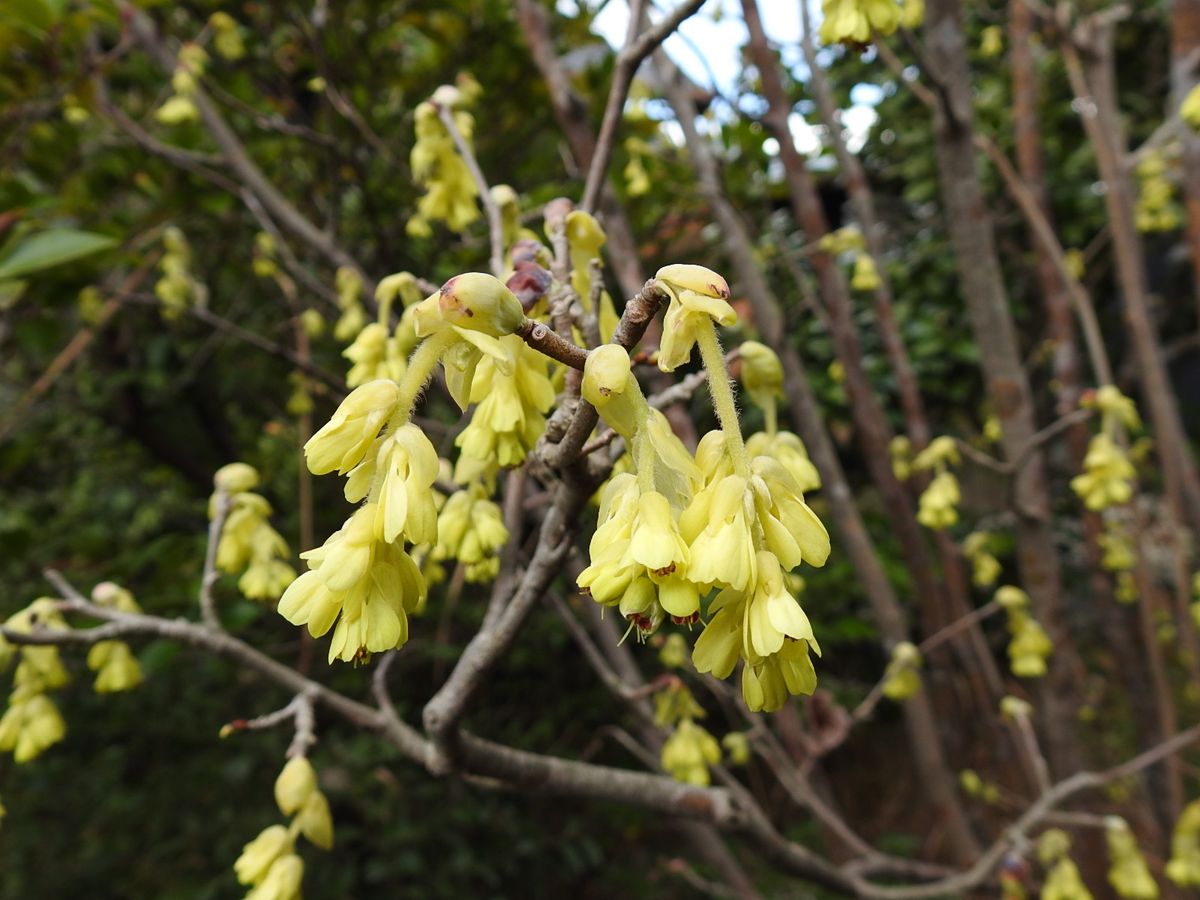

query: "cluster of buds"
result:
(86, 583), (144, 693)
(881, 641), (923, 701)
(407, 83), (482, 237)
(234, 756), (332, 900)
(580, 266), (830, 712)
(434, 481), (509, 583)
(818, 0), (922, 47)
(155, 226), (208, 319)
(1071, 386), (1140, 511)
(963, 531), (1001, 588)
(655, 682), (721, 786)
(155, 43), (207, 125)
(1106, 816), (1159, 899)
(0, 600), (69, 762)
(212, 464), (296, 603)
(1036, 828), (1091, 900)
(332, 266), (367, 342)
(1134, 152), (1180, 233)
(911, 436), (961, 531)
(208, 11), (245, 61)
(1167, 798), (1200, 887)
(996, 586), (1053, 678)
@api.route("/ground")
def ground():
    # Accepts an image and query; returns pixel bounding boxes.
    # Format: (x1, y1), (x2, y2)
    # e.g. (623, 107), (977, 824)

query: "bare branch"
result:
(199, 489), (232, 630)
(581, 0), (707, 213)
(434, 101), (506, 279)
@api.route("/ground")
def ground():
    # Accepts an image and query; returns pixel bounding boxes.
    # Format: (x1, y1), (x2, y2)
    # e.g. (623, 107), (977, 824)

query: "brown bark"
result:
(657, 52), (981, 866)
(923, 0), (1086, 779)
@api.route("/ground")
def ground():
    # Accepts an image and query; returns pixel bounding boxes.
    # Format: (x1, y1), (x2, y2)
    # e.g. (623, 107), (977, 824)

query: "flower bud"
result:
(234, 824), (292, 886)
(738, 341), (783, 399)
(274, 755), (317, 816)
(437, 273), (525, 337)
(655, 264), (730, 300)
(581, 344), (632, 404)
(213, 462), (260, 494)
(999, 695), (1032, 720)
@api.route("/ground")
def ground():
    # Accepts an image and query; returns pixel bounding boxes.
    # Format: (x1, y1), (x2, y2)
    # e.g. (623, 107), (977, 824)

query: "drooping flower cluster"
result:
(1167, 798), (1200, 887)
(819, 0), (918, 46)
(234, 755), (333, 900)
(0, 600), (69, 763)
(655, 682), (721, 786)
(1106, 817), (1159, 899)
(1038, 828), (1093, 900)
(154, 42), (207, 124)
(213, 463), (296, 602)
(86, 583), (143, 694)
(963, 531), (1001, 588)
(996, 586), (1053, 678)
(281, 272), (529, 663)
(342, 273), (423, 388)
(881, 641), (923, 701)
(912, 436), (961, 530)
(155, 226), (208, 319)
(208, 11), (246, 61)
(435, 481), (509, 583)
(1134, 151), (1180, 233)
(580, 266), (830, 712)
(1071, 386), (1140, 511)
(332, 266), (367, 342)
(408, 84), (481, 237)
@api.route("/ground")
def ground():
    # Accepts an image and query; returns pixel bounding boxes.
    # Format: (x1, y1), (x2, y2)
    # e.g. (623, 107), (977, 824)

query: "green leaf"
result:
(0, 229), (118, 280)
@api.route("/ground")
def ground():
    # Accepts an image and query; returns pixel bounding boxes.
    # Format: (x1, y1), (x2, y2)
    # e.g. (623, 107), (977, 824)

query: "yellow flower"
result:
(214, 462), (260, 494)
(654, 264), (736, 372)
(274, 756), (317, 816)
(246, 853), (303, 900)
(209, 11), (245, 60)
(1071, 433), (1135, 510)
(235, 825), (293, 886)
(1106, 817), (1159, 899)
(296, 789), (334, 850)
(850, 254), (881, 291)
(742, 551), (817, 659)
(890, 435), (912, 480)
(742, 638), (819, 712)
(819, 0), (902, 45)
(87, 641), (142, 693)
(358, 423), (440, 544)
(0, 693), (66, 763)
(881, 641), (922, 701)
(1167, 799), (1200, 887)
(746, 432), (821, 493)
(278, 506), (425, 663)
(455, 336), (555, 467)
(749, 457), (830, 570)
(659, 633), (689, 669)
(304, 380), (401, 475)
(680, 474), (757, 592)
(917, 470), (960, 530)
(738, 341), (783, 410)
(434, 273), (525, 338)
(435, 483), (509, 583)
(963, 532), (1001, 587)
(661, 719), (721, 786)
(409, 97), (480, 234)
(980, 25), (1004, 58)
(1183, 84), (1200, 131)
(722, 732), (751, 766)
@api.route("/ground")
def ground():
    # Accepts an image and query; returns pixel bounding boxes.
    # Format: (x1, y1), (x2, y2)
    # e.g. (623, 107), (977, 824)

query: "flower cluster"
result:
(212, 463), (296, 602)
(1037, 828), (1092, 900)
(819, 0), (922, 46)
(333, 266), (367, 342)
(1106, 816), (1159, 899)
(580, 266), (829, 712)
(281, 272), (529, 663)
(962, 532), (1001, 588)
(0, 600), (69, 763)
(408, 83), (481, 237)
(234, 756), (333, 900)
(655, 682), (721, 786)
(341, 273), (422, 388)
(208, 11), (245, 61)
(86, 583), (143, 693)
(912, 436), (961, 530)
(1167, 798), (1200, 887)
(1135, 151), (1180, 233)
(739, 341), (822, 492)
(154, 42), (207, 124)
(435, 481), (509, 583)
(881, 641), (923, 701)
(996, 586), (1053, 678)
(1071, 387), (1140, 511)
(155, 226), (208, 319)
